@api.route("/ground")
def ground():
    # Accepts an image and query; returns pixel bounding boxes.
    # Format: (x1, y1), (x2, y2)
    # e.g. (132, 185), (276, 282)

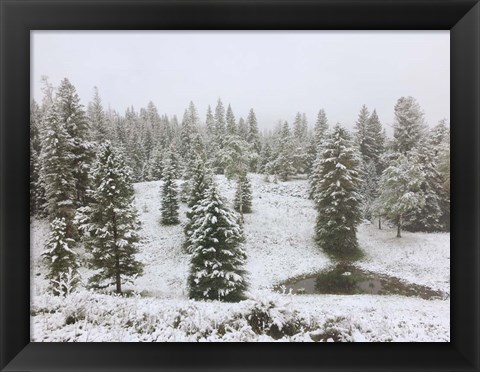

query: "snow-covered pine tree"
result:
(76, 142), (143, 293)
(183, 159), (212, 252)
(40, 105), (78, 238)
(187, 184), (248, 302)
(275, 121), (296, 181)
(187, 158), (212, 208)
(56, 78), (93, 205)
(403, 139), (447, 232)
(237, 117), (249, 139)
(246, 109), (261, 170)
(376, 154), (425, 238)
(313, 124), (363, 258)
(307, 109), (329, 192)
(234, 173), (253, 214)
(366, 109), (386, 173)
(314, 109), (329, 149)
(258, 141), (273, 174)
(42, 217), (79, 296)
(161, 156), (180, 225)
(354, 105), (371, 162)
(145, 145), (164, 181)
(359, 160), (378, 221)
(30, 101), (47, 216)
(393, 96), (426, 154)
(87, 86), (109, 143)
(226, 104), (237, 136)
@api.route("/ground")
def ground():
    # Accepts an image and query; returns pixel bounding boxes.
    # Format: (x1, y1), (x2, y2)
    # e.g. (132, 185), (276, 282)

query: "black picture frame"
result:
(1, 0), (478, 371)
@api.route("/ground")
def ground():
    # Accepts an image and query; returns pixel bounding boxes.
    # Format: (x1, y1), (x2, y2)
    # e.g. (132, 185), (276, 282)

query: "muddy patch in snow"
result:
(276, 264), (447, 300)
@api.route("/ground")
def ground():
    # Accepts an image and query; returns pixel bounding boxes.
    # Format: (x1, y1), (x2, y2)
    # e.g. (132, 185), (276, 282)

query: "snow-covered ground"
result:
(30, 174), (450, 342)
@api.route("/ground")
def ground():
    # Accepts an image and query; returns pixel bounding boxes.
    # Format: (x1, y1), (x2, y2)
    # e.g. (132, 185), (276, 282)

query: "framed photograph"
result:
(1, 0), (479, 371)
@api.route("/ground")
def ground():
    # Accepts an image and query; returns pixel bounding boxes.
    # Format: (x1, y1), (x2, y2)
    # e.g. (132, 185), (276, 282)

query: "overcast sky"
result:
(31, 31), (449, 132)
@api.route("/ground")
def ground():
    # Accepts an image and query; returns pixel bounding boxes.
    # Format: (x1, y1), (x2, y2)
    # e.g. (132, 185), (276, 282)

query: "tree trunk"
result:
(378, 215), (382, 230)
(397, 214), (402, 238)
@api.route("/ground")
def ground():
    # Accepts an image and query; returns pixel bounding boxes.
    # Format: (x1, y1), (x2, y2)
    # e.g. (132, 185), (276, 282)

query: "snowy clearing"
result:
(31, 175), (450, 342)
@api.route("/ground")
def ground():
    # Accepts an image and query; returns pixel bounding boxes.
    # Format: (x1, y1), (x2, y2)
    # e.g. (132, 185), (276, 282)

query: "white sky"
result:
(31, 31), (449, 132)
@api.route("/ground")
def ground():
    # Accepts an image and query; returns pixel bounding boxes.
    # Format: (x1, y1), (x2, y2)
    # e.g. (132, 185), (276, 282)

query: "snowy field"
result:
(30, 175), (450, 342)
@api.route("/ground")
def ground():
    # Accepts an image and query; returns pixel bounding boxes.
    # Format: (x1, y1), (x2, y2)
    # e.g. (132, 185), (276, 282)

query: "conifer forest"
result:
(30, 33), (450, 342)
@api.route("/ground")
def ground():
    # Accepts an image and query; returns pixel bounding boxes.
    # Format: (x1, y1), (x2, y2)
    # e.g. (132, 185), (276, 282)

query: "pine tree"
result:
(403, 139), (447, 232)
(393, 96), (425, 154)
(40, 105), (77, 238)
(376, 154), (425, 238)
(234, 173), (253, 215)
(161, 157), (180, 225)
(42, 217), (79, 296)
(56, 78), (93, 205)
(354, 105), (371, 161)
(366, 109), (386, 173)
(313, 125), (363, 258)
(226, 104), (237, 135)
(246, 109), (261, 170)
(237, 117), (249, 139)
(275, 121), (296, 181)
(87, 86), (109, 143)
(145, 146), (164, 181)
(314, 109), (329, 148)
(30, 101), (46, 216)
(76, 142), (143, 293)
(359, 160), (378, 220)
(187, 185), (248, 302)
(183, 159), (212, 252)
(307, 109), (329, 178)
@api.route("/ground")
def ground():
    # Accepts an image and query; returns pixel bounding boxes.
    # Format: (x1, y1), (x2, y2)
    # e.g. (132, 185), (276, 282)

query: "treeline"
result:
(30, 77), (449, 297)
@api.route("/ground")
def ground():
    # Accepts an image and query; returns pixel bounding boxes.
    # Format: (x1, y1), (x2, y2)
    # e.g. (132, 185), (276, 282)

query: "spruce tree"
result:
(237, 117), (249, 139)
(87, 86), (109, 143)
(354, 105), (371, 161)
(313, 125), (363, 258)
(275, 121), (296, 181)
(76, 142), (143, 293)
(187, 185), (248, 302)
(234, 173), (253, 215)
(366, 109), (386, 173)
(40, 105), (77, 238)
(226, 104), (237, 136)
(393, 96), (425, 154)
(42, 217), (79, 296)
(161, 157), (180, 225)
(56, 78), (93, 205)
(376, 154), (425, 238)
(403, 139), (447, 232)
(184, 159), (212, 252)
(307, 109), (329, 186)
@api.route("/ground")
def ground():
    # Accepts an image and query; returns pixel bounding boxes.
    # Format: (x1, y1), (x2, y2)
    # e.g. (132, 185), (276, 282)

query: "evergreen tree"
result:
(226, 104), (237, 135)
(76, 142), (143, 293)
(246, 109), (261, 170)
(275, 121), (296, 181)
(403, 139), (447, 232)
(30, 101), (46, 216)
(313, 125), (363, 258)
(306, 109), (329, 177)
(40, 105), (77, 237)
(234, 173), (253, 214)
(87, 86), (109, 143)
(366, 109), (386, 173)
(237, 117), (248, 139)
(258, 141), (273, 174)
(183, 159), (212, 252)
(376, 154), (425, 238)
(187, 185), (248, 302)
(360, 160), (378, 220)
(206, 105), (215, 134)
(145, 146), (164, 181)
(393, 96), (425, 154)
(42, 217), (79, 296)
(56, 78), (93, 205)
(354, 105), (371, 161)
(161, 157), (180, 225)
